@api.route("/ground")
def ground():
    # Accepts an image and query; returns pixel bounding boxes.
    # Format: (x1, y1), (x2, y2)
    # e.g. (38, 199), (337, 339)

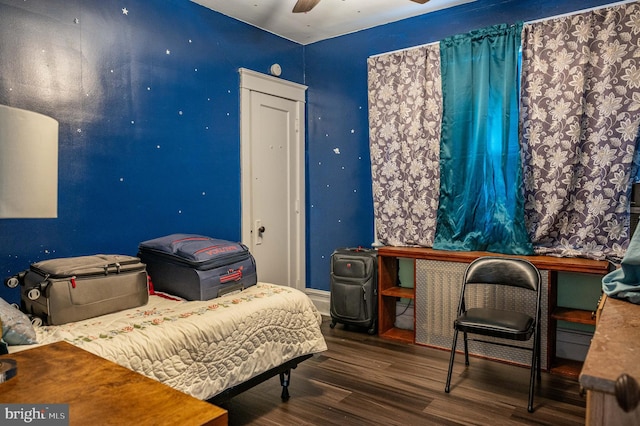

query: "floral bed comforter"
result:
(13, 283), (327, 400)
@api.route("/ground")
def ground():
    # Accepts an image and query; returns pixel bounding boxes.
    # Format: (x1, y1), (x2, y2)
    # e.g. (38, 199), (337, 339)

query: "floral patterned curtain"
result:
(368, 2), (640, 260)
(520, 2), (640, 260)
(368, 45), (442, 247)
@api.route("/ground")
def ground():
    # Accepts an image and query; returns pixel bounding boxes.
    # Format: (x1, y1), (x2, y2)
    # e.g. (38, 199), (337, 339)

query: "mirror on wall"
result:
(0, 105), (58, 218)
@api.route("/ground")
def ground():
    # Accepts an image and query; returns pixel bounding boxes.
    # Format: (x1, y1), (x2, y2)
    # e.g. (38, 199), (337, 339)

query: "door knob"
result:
(258, 226), (266, 233)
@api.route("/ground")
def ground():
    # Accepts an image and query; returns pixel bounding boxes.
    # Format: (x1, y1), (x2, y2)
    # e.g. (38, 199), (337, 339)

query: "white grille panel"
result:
(415, 259), (548, 369)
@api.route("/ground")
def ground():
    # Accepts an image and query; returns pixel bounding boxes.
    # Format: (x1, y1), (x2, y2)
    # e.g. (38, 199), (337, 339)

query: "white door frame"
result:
(239, 68), (307, 290)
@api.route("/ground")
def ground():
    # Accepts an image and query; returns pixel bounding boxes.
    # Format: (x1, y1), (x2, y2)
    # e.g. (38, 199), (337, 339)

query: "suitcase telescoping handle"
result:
(26, 261), (126, 300)
(349, 246), (375, 253)
(345, 246), (366, 252)
(68, 261), (123, 288)
(32, 261), (125, 279)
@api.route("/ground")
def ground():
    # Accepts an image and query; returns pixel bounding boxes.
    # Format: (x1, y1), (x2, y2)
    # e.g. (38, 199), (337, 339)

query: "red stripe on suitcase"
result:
(220, 266), (243, 283)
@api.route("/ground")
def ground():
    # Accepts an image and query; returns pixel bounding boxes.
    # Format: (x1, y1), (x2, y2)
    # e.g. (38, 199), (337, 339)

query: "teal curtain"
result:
(433, 23), (533, 254)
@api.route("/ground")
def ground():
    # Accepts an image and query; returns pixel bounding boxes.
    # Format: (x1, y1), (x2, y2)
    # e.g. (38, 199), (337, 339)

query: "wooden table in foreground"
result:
(0, 341), (227, 426)
(580, 296), (640, 425)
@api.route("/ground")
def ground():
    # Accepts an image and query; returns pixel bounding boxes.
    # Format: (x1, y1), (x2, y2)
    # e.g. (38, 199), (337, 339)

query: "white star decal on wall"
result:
(122, 8), (128, 15)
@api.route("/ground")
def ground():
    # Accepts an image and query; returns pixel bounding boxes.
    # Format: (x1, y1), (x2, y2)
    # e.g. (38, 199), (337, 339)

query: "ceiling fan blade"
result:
(410, 0), (431, 4)
(293, 0), (321, 13)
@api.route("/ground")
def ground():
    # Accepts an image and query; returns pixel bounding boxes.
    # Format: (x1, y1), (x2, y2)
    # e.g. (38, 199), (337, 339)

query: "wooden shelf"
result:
(550, 357), (583, 379)
(379, 327), (414, 343)
(380, 286), (414, 299)
(551, 307), (596, 326)
(378, 254), (416, 344)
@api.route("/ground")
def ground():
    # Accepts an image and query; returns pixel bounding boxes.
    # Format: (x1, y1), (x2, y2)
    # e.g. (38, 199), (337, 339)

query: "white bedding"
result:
(11, 283), (327, 400)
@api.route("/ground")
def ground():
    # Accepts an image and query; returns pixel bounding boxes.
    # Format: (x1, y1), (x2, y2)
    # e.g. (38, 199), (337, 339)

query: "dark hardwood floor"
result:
(222, 317), (586, 425)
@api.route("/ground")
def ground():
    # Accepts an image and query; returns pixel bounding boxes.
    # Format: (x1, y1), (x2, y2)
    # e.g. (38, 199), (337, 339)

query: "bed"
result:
(8, 282), (327, 403)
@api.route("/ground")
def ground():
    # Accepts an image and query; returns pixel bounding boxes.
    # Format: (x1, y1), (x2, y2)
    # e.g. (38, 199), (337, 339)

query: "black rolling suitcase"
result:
(329, 247), (378, 334)
(138, 234), (257, 301)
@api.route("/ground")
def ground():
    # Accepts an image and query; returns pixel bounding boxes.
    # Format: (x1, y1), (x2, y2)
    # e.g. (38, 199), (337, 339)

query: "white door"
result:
(249, 91), (296, 286)
(239, 69), (306, 290)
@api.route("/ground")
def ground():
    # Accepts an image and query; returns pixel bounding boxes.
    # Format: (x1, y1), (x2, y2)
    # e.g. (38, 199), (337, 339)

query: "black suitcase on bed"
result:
(13, 254), (148, 326)
(329, 247), (378, 334)
(138, 234), (257, 300)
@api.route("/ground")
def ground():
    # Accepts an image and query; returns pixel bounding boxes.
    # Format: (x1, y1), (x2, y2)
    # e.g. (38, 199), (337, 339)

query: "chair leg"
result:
(536, 328), (542, 381)
(463, 331), (470, 366)
(445, 329), (459, 393)
(528, 330), (539, 413)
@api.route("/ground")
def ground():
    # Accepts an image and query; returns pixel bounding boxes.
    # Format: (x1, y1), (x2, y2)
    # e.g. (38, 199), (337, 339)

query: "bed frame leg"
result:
(279, 369), (291, 401)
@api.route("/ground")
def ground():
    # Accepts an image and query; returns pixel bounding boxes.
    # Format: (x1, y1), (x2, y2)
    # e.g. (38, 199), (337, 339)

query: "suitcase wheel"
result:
(30, 316), (43, 327)
(329, 320), (336, 329)
(4, 276), (19, 289)
(367, 319), (378, 336)
(367, 320), (377, 335)
(27, 288), (41, 301)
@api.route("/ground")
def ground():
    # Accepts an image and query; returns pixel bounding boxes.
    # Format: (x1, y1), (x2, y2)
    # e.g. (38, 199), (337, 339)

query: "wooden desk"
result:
(0, 341), (227, 426)
(580, 296), (640, 425)
(377, 246), (610, 377)
(377, 246), (610, 274)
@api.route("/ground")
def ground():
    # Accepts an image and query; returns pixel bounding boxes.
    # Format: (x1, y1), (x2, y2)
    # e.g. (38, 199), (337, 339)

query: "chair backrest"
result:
(464, 256), (541, 292)
(458, 256), (542, 318)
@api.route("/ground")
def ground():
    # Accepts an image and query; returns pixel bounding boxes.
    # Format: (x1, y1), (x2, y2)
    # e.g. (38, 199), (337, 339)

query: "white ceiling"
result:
(190, 0), (475, 45)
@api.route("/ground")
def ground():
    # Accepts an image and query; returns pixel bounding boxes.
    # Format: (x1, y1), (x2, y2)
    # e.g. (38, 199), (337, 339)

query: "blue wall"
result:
(0, 0), (623, 302)
(0, 0), (302, 302)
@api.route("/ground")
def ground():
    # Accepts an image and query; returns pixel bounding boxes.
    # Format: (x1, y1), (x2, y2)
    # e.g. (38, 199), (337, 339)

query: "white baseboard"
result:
(305, 289), (330, 317)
